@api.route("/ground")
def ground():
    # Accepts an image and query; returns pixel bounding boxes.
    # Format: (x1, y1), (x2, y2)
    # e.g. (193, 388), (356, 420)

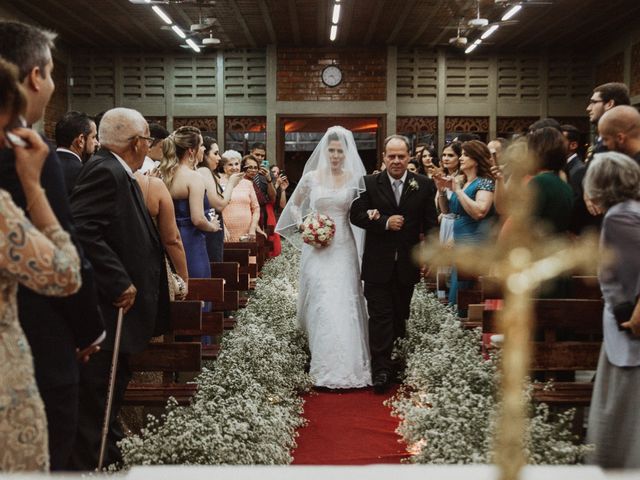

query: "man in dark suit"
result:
(55, 111), (99, 195)
(350, 135), (438, 393)
(586, 82), (631, 162)
(0, 21), (105, 470)
(68, 107), (170, 470)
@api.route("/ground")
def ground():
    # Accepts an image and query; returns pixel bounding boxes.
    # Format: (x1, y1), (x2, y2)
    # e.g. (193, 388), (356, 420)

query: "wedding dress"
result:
(276, 126), (371, 388)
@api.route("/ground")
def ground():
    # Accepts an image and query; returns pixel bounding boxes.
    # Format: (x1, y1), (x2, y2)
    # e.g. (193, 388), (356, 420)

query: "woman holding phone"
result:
(219, 151), (261, 241)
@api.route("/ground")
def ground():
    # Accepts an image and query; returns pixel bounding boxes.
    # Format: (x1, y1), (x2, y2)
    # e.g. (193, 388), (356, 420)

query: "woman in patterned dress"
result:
(0, 60), (82, 471)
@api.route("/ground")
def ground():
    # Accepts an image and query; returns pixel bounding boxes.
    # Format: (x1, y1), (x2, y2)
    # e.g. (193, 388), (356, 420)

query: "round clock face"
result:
(321, 65), (342, 87)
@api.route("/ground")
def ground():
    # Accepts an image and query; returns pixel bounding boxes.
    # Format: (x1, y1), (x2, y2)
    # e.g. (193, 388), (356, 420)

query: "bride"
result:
(276, 126), (371, 388)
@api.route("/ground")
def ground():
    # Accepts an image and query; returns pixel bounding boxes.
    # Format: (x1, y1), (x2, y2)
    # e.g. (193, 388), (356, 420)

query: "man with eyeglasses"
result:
(69, 107), (170, 470)
(586, 82), (630, 161)
(139, 122), (169, 174)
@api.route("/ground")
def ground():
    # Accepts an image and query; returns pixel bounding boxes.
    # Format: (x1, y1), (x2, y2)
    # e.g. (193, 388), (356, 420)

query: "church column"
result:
(266, 44), (278, 166)
(216, 51), (225, 149)
(386, 46), (397, 137)
(437, 49), (446, 150)
(489, 56), (497, 140)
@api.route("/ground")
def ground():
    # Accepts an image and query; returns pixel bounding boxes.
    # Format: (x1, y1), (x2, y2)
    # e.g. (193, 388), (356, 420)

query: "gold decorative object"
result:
(414, 145), (600, 480)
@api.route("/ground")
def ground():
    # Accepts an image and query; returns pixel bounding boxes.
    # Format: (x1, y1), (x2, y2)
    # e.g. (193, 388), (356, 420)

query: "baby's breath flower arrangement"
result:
(391, 286), (591, 464)
(118, 245), (311, 467)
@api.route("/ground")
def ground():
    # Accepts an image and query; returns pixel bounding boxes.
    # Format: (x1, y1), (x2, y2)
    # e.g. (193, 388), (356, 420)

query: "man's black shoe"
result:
(372, 372), (390, 394)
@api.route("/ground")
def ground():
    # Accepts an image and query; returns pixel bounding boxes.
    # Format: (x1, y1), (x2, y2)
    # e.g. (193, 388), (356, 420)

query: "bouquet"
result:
(301, 213), (336, 248)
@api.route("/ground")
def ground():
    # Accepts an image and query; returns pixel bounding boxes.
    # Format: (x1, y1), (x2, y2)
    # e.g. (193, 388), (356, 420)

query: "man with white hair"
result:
(69, 107), (170, 470)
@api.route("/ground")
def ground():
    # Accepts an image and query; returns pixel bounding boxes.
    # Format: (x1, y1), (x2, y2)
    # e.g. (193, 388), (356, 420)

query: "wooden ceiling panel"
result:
(3, 0), (639, 53)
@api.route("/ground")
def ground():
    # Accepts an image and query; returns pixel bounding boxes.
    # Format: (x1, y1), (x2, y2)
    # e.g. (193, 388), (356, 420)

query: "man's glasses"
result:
(128, 135), (155, 145)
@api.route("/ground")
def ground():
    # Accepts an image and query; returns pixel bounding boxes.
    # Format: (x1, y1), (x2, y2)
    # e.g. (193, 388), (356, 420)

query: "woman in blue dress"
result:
(435, 140), (495, 309)
(156, 126), (220, 279)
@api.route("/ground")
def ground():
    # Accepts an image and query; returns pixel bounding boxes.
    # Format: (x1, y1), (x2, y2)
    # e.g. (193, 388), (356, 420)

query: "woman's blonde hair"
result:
(156, 125), (202, 188)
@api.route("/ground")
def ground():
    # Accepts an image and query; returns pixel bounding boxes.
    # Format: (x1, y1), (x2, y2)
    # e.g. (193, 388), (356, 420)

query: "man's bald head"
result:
(598, 106), (640, 156)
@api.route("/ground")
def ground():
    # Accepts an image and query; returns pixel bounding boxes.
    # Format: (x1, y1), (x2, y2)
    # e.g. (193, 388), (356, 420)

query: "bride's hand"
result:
(367, 209), (381, 221)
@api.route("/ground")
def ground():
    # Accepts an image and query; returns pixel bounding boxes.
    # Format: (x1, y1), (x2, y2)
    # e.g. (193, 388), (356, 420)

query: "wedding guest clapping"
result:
(196, 136), (243, 262)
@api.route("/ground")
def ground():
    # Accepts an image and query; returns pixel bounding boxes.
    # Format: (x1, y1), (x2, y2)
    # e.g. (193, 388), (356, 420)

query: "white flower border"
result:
(391, 286), (591, 464)
(119, 245), (311, 466)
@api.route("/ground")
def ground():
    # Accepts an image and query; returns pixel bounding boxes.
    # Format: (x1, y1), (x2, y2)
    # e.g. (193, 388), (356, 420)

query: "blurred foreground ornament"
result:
(414, 142), (601, 480)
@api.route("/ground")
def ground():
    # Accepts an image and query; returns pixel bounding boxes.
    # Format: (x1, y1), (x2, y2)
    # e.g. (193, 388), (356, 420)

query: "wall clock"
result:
(321, 65), (343, 87)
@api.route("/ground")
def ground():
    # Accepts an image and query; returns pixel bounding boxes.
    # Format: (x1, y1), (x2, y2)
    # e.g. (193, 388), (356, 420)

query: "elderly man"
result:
(69, 108), (170, 470)
(598, 105), (640, 164)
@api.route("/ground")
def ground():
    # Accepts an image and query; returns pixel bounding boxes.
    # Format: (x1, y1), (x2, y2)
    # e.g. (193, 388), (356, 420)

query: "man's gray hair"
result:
(222, 150), (242, 161)
(0, 21), (57, 80)
(584, 152), (640, 210)
(99, 108), (148, 151)
(383, 134), (411, 153)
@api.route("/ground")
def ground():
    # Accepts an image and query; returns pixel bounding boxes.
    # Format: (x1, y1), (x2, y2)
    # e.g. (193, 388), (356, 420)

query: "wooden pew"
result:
(211, 261), (250, 308)
(124, 301), (202, 406)
(482, 298), (603, 406)
(224, 247), (258, 281)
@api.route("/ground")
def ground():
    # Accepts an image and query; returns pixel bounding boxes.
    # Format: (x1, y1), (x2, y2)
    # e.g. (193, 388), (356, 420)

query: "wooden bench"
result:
(211, 261), (250, 307)
(124, 300), (202, 406)
(482, 298), (603, 406)
(224, 247), (258, 282)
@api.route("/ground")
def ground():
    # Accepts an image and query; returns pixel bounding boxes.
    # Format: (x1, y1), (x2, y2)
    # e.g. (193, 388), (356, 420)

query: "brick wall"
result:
(43, 58), (68, 140)
(277, 48), (386, 102)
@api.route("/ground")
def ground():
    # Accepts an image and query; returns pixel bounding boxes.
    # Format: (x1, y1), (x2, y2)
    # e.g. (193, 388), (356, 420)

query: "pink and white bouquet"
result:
(301, 213), (336, 248)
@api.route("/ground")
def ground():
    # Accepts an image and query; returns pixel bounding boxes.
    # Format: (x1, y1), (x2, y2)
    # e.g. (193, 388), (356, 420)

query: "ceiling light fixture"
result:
(501, 5), (522, 21)
(481, 24), (499, 39)
(152, 5), (172, 25)
(172, 25), (186, 38)
(465, 43), (478, 54)
(332, 4), (341, 24)
(186, 38), (201, 53)
(330, 25), (338, 41)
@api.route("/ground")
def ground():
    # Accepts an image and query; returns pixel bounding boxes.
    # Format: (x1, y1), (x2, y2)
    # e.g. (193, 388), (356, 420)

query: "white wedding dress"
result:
(297, 178), (372, 388)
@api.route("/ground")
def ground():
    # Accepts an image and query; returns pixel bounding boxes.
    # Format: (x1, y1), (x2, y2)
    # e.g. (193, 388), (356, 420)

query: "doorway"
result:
(276, 115), (385, 185)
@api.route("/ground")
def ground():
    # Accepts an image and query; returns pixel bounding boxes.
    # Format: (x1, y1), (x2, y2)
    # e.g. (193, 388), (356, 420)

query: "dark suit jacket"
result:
(70, 149), (170, 353)
(56, 149), (84, 196)
(350, 171), (438, 285)
(0, 142), (104, 388)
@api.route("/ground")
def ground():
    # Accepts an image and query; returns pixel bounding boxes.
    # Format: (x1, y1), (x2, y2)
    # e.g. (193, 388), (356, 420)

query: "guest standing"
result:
(219, 150), (260, 241)
(0, 60), (82, 472)
(69, 108), (170, 470)
(436, 140), (495, 307)
(196, 137), (243, 262)
(156, 126), (220, 279)
(584, 152), (640, 469)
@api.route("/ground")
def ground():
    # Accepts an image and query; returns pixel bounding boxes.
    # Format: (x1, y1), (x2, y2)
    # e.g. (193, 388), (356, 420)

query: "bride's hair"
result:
(156, 125), (201, 188)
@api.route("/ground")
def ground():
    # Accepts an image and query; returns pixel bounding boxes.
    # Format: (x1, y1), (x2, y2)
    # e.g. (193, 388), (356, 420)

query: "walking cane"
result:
(97, 306), (124, 471)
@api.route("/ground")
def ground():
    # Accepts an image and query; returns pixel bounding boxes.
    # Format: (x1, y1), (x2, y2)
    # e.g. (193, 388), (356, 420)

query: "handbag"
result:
(165, 255), (187, 301)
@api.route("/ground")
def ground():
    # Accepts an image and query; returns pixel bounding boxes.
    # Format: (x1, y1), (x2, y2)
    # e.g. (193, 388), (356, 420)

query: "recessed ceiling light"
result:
(152, 5), (172, 25)
(186, 38), (201, 53)
(172, 25), (186, 38)
(501, 5), (522, 21)
(481, 25), (499, 40)
(332, 4), (341, 24)
(330, 25), (338, 41)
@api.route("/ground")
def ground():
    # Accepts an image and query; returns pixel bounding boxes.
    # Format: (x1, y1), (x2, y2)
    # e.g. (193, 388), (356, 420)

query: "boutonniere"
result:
(407, 178), (419, 191)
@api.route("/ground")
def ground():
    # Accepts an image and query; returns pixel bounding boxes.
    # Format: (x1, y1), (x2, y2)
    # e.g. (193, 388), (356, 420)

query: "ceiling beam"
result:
(386, 0), (417, 44)
(257, 0), (277, 44)
(14, 1), (101, 48)
(563, 0), (640, 47)
(288, 0), (301, 45)
(103, 0), (168, 47)
(337, 0), (355, 46)
(316, 0), (329, 47)
(363, 0), (385, 46)
(492, 3), (557, 49)
(407, 0), (448, 47)
(515, 4), (585, 49)
(227, 0), (257, 48)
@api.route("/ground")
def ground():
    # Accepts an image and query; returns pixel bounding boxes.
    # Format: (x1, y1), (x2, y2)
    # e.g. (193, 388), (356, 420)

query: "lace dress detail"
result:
(0, 190), (81, 472)
(298, 179), (371, 388)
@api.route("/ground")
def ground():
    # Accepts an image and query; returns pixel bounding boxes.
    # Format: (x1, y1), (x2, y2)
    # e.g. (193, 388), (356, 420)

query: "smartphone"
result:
(261, 159), (269, 168)
(613, 301), (635, 332)
(5, 117), (27, 148)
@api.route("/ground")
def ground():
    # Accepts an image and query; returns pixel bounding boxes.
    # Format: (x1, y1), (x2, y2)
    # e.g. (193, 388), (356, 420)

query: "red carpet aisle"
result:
(292, 387), (409, 464)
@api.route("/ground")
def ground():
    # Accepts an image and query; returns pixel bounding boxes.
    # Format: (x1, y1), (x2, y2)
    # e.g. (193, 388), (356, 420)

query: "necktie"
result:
(393, 179), (402, 205)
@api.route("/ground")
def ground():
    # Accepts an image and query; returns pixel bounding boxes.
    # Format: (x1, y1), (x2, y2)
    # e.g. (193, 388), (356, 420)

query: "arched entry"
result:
(276, 115), (386, 185)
